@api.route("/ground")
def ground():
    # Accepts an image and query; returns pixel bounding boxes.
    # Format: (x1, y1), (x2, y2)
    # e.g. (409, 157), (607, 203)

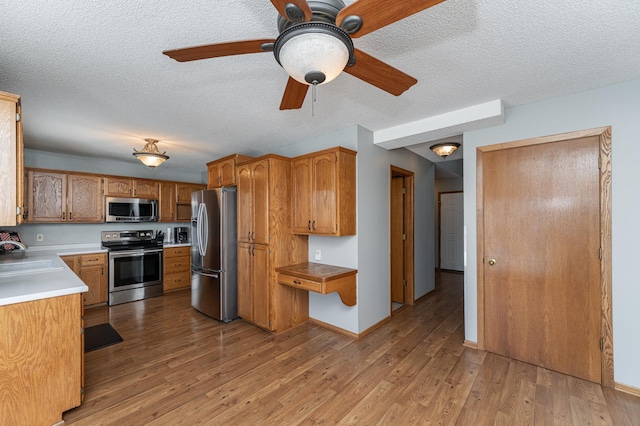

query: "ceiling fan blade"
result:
(163, 39), (275, 62)
(343, 49), (417, 96)
(270, 0), (313, 22)
(280, 77), (309, 110)
(336, 0), (446, 38)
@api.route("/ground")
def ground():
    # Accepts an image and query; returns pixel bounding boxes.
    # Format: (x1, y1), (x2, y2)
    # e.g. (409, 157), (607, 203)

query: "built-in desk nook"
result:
(276, 262), (357, 307)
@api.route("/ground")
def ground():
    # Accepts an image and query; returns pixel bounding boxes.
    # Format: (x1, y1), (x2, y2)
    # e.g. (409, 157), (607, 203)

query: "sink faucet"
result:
(1, 241), (27, 250)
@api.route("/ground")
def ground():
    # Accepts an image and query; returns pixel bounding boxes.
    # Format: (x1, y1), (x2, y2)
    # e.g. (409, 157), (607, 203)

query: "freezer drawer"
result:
(191, 269), (237, 322)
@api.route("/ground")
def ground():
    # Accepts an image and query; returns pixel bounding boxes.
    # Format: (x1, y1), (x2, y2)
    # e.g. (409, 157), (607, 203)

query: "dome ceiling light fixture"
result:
(162, 0), (448, 110)
(430, 142), (460, 158)
(133, 139), (169, 168)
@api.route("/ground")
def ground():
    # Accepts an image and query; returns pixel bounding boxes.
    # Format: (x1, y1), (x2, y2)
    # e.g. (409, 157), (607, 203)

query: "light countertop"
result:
(0, 251), (88, 307)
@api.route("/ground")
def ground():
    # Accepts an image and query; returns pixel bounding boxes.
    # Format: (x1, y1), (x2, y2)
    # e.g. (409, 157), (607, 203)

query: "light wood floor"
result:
(64, 272), (640, 425)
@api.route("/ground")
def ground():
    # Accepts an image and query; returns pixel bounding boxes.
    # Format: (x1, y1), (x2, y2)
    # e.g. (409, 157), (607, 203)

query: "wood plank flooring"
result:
(63, 272), (640, 425)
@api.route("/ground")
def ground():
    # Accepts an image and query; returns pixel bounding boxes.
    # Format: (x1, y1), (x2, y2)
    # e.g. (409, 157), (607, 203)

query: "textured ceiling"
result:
(1, 0), (639, 172)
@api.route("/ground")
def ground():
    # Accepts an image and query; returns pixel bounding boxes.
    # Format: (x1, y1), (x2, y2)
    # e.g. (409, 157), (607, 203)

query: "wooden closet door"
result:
(483, 135), (602, 383)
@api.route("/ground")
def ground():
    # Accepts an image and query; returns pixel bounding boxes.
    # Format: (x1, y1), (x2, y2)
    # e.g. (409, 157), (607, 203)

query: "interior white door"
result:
(440, 192), (464, 271)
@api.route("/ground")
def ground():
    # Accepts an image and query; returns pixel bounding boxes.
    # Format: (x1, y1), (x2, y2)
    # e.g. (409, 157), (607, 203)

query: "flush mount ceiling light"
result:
(133, 139), (169, 168)
(430, 142), (460, 158)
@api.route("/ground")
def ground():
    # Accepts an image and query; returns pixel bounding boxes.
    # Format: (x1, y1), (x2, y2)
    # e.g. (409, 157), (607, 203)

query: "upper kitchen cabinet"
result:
(236, 158), (269, 245)
(26, 169), (103, 223)
(291, 147), (356, 236)
(159, 182), (176, 222)
(207, 154), (252, 188)
(104, 177), (159, 198)
(0, 91), (24, 226)
(175, 183), (205, 205)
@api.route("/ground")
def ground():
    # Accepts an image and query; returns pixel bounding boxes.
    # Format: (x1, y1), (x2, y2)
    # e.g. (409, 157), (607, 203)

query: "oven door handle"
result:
(109, 248), (163, 258)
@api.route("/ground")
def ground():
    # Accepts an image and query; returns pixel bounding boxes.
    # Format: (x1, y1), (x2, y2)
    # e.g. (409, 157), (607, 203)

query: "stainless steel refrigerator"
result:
(191, 187), (238, 322)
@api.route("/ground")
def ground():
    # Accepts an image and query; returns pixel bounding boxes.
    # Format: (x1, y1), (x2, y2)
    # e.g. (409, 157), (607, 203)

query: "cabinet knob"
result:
(488, 258), (496, 266)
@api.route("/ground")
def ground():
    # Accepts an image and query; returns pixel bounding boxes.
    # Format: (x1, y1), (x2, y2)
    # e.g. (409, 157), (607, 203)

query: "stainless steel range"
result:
(101, 230), (163, 305)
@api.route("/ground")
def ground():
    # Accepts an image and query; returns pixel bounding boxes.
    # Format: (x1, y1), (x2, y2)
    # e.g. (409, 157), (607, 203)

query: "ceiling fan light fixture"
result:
(430, 142), (460, 158)
(274, 22), (354, 85)
(133, 138), (169, 168)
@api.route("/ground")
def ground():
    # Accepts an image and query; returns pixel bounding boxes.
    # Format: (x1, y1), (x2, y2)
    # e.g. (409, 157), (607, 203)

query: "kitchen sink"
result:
(0, 258), (64, 277)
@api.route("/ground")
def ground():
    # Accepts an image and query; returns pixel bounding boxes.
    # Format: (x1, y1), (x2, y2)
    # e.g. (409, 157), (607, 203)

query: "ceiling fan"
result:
(163, 0), (446, 110)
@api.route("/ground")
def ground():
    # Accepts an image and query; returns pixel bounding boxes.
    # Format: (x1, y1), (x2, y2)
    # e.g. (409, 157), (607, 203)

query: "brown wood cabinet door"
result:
(219, 158), (236, 186)
(104, 177), (133, 197)
(311, 152), (337, 234)
(236, 164), (253, 244)
(483, 136), (602, 383)
(61, 255), (79, 275)
(176, 183), (203, 204)
(133, 179), (159, 198)
(27, 170), (67, 222)
(207, 163), (221, 188)
(160, 183), (175, 222)
(252, 243), (270, 330)
(79, 253), (107, 305)
(291, 157), (313, 233)
(67, 174), (103, 222)
(237, 242), (252, 320)
(251, 160), (269, 245)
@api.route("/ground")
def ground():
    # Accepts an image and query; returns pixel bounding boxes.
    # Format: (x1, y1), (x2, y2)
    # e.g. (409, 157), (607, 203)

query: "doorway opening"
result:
(438, 191), (464, 272)
(390, 165), (414, 313)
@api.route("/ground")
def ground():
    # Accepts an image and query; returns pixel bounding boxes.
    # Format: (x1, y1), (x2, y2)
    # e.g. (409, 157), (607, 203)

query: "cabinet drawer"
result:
(164, 271), (191, 291)
(79, 254), (105, 266)
(164, 257), (190, 274)
(278, 274), (322, 293)
(164, 246), (190, 258)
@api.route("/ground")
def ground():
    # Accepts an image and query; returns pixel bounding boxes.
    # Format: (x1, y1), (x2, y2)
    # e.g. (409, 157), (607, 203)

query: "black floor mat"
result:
(84, 323), (123, 353)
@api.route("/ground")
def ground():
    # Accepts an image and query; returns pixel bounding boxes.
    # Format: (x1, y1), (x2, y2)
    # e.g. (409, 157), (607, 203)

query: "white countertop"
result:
(0, 251), (88, 307)
(0, 242), (192, 307)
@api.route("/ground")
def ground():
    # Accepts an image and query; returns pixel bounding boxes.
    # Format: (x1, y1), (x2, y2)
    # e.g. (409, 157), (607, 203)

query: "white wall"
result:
(276, 125), (436, 333)
(25, 149), (204, 183)
(463, 78), (640, 388)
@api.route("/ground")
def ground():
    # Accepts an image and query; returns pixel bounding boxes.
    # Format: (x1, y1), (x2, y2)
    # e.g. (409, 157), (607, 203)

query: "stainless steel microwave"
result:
(105, 197), (158, 222)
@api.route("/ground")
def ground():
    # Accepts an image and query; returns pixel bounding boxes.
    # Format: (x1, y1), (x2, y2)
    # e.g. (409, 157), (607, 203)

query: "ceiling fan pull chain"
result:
(312, 81), (317, 117)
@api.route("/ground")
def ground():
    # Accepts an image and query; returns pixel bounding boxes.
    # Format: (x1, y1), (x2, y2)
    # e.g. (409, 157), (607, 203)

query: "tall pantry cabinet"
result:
(236, 155), (308, 332)
(0, 91), (24, 226)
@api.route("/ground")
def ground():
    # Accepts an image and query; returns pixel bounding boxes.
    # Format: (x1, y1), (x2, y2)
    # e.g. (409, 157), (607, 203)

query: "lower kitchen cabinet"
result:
(61, 252), (108, 307)
(163, 246), (191, 292)
(0, 293), (83, 425)
(238, 242), (270, 329)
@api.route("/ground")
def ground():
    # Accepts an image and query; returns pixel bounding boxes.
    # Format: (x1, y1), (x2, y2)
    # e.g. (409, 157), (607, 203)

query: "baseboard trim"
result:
(463, 340), (478, 349)
(308, 318), (358, 339)
(308, 314), (392, 340)
(615, 382), (640, 397)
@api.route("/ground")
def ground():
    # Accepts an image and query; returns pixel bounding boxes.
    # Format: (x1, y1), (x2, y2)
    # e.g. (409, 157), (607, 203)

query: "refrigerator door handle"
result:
(202, 202), (209, 257)
(197, 203), (205, 257)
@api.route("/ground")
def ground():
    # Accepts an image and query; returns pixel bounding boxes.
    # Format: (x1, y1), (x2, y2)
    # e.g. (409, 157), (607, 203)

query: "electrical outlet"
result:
(36, 233), (44, 241)
(315, 249), (321, 260)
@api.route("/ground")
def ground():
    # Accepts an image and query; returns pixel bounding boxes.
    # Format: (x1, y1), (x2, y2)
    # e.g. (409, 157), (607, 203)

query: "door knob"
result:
(488, 258), (496, 266)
